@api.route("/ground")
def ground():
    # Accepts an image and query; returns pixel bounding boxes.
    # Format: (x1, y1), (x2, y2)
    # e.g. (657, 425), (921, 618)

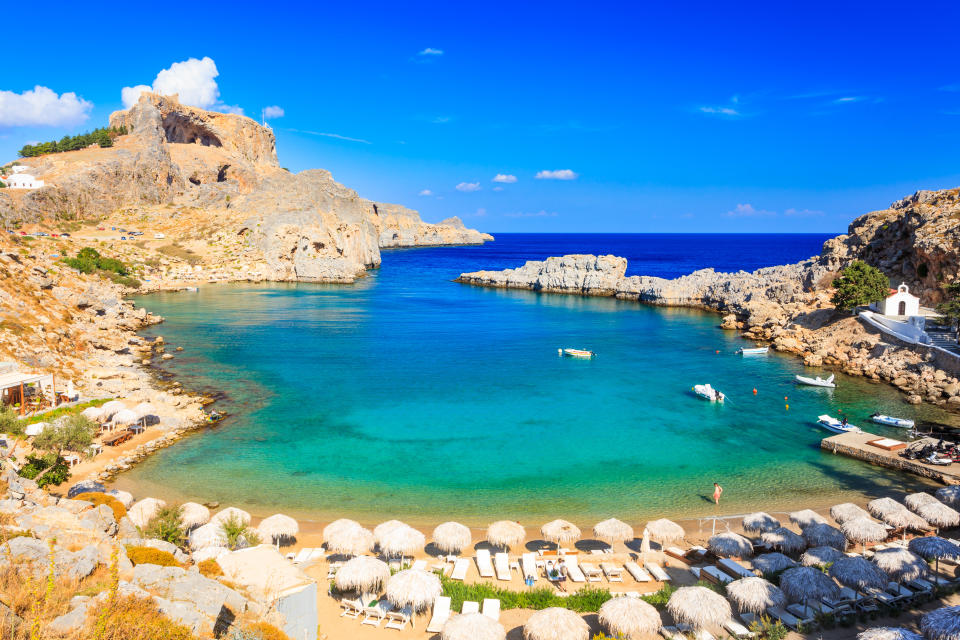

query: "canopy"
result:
(132, 402), (157, 418)
(111, 408), (138, 425)
(829, 556), (887, 591)
(645, 518), (685, 543)
(830, 503), (870, 524)
(904, 492), (939, 512)
(841, 518), (887, 546)
(802, 523), (846, 551)
(788, 509), (827, 530)
(180, 502), (211, 529)
(871, 547), (928, 582)
(907, 536), (960, 560)
(211, 507), (252, 527)
(778, 566), (840, 603)
(335, 555), (390, 594)
(598, 596), (661, 639)
(523, 607), (589, 640)
(379, 524), (426, 558)
(726, 577), (785, 614)
(921, 605), (960, 640)
(541, 519), (581, 544)
(128, 497), (166, 529)
(858, 628), (924, 640)
(442, 613), (506, 640)
(760, 527), (805, 554)
(800, 546), (844, 567)
(742, 512), (779, 533)
(374, 520), (407, 545)
(432, 521), (472, 554)
(917, 502), (960, 529)
(385, 568), (442, 612)
(487, 520), (525, 549)
(708, 532), (753, 558)
(868, 497), (928, 531)
(257, 514), (299, 543)
(593, 518), (634, 544)
(666, 586), (731, 630)
(323, 519), (374, 556)
(752, 552), (796, 574)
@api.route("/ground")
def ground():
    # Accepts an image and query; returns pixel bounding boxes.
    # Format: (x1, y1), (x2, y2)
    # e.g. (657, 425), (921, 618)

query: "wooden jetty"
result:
(821, 430), (960, 485)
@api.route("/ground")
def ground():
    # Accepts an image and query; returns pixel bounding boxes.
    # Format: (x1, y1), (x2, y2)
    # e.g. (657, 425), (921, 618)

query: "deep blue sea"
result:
(119, 234), (948, 525)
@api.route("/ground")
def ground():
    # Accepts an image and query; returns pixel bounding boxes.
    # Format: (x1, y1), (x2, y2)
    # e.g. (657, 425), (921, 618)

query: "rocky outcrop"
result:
(457, 254), (627, 295)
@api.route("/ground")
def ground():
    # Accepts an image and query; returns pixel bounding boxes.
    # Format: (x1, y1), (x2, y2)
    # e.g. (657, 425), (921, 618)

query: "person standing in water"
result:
(713, 482), (723, 505)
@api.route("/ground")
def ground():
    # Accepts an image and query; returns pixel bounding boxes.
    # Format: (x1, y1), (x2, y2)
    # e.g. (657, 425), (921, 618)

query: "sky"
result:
(2, 1), (960, 233)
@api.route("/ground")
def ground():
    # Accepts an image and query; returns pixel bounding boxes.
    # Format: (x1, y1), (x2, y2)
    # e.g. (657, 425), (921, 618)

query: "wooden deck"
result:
(821, 431), (960, 484)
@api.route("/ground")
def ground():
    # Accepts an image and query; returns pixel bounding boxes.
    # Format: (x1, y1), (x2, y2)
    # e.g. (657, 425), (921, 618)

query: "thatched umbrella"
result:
(523, 608), (589, 640)
(541, 519), (581, 551)
(380, 524), (426, 559)
(593, 518), (634, 546)
(180, 502), (210, 530)
(211, 507), (252, 527)
(841, 517), (887, 552)
(442, 613), (506, 640)
(645, 519), (685, 544)
(829, 556), (887, 593)
(667, 586), (731, 630)
(132, 402), (157, 419)
(335, 556), (390, 597)
(761, 527), (805, 554)
(324, 519), (374, 557)
(788, 509), (827, 530)
(432, 522), (472, 554)
(486, 521), (525, 550)
(779, 566), (840, 603)
(598, 596), (661, 639)
(189, 522), (227, 550)
(800, 546), (844, 567)
(81, 406), (104, 422)
(868, 497), (928, 532)
(935, 486), (960, 507)
(908, 536), (960, 582)
(917, 502), (960, 531)
(385, 568), (442, 613)
(830, 503), (870, 525)
(752, 552), (796, 575)
(872, 547), (928, 583)
(111, 408), (138, 426)
(921, 605), (960, 640)
(99, 400), (126, 419)
(374, 520), (406, 545)
(857, 628), (924, 640)
(726, 577), (785, 614)
(258, 514), (299, 545)
(742, 512), (779, 533)
(904, 492), (938, 512)
(803, 523), (846, 551)
(708, 532), (754, 558)
(128, 497), (166, 529)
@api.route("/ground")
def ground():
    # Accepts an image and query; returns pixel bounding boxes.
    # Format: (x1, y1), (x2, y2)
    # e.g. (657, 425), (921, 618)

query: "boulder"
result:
(132, 564), (247, 619)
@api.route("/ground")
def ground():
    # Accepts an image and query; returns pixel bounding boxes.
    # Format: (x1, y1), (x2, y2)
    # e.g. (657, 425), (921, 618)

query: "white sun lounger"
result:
(724, 619), (755, 638)
(580, 562), (602, 582)
(482, 598), (501, 621)
(718, 558), (755, 578)
(307, 548), (326, 562)
(340, 597), (364, 619)
(522, 553), (538, 582)
(293, 548), (313, 563)
(476, 549), (495, 578)
(660, 626), (687, 640)
(462, 600), (480, 615)
(702, 565), (734, 585)
(494, 552), (511, 580)
(412, 559), (427, 571)
(766, 606), (806, 632)
(361, 600), (394, 626)
(644, 562), (671, 581)
(601, 562), (623, 582)
(565, 558), (586, 583)
(678, 625), (715, 640)
(451, 557), (469, 581)
(426, 596), (451, 633)
(624, 562), (651, 582)
(385, 605), (412, 631)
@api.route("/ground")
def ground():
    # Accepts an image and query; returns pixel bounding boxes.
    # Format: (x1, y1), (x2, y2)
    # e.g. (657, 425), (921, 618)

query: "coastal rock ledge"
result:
(456, 254), (628, 295)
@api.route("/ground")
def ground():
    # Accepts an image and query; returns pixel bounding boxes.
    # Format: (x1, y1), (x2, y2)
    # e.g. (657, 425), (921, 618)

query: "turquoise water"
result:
(121, 235), (951, 525)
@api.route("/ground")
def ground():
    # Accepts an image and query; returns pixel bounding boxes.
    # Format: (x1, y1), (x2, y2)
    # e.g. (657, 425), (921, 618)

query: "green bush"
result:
(748, 614), (789, 640)
(19, 126), (126, 157)
(0, 406), (24, 437)
(18, 453), (69, 487)
(63, 247), (130, 276)
(831, 261), (890, 312)
(145, 505), (187, 548)
(222, 514), (261, 550)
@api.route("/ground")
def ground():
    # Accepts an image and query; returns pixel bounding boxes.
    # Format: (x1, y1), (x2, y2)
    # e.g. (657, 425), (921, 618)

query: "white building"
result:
(3, 166), (44, 189)
(871, 283), (920, 317)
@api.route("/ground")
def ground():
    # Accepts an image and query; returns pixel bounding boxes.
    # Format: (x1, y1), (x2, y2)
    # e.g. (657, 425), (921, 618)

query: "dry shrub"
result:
(243, 621), (291, 640)
(816, 271), (839, 291)
(125, 546), (179, 567)
(197, 559), (223, 578)
(82, 492), (127, 520)
(83, 594), (196, 640)
(0, 553), (77, 639)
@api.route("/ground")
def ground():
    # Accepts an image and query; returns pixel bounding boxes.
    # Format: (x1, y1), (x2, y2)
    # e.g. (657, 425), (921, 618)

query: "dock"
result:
(821, 431), (960, 485)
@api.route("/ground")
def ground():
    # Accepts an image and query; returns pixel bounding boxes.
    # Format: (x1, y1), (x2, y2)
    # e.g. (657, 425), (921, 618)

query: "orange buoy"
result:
(753, 388), (757, 395)
(784, 396), (788, 401)
(716, 350), (720, 354)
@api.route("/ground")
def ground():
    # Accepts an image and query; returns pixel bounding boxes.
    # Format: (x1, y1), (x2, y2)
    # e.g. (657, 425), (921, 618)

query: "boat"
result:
(559, 348), (595, 358)
(737, 346), (769, 355)
(795, 373), (836, 388)
(871, 413), (915, 429)
(694, 383), (725, 402)
(817, 414), (862, 434)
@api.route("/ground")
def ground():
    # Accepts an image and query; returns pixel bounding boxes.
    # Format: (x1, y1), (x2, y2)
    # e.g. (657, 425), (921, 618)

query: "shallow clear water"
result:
(121, 234), (950, 525)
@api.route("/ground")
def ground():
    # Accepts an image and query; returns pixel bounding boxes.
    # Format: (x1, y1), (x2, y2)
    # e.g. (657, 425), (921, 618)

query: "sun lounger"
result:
(644, 562), (671, 582)
(838, 587), (879, 613)
(865, 587), (899, 607)
(384, 605), (412, 631)
(451, 558), (469, 581)
(766, 606), (806, 632)
(482, 598), (501, 621)
(462, 600), (480, 615)
(580, 562), (602, 582)
(718, 558), (755, 579)
(786, 603), (820, 623)
(665, 546), (694, 564)
(886, 582), (916, 602)
(476, 549), (495, 578)
(724, 619), (755, 638)
(293, 548), (312, 563)
(601, 562), (623, 582)
(660, 626), (687, 640)
(426, 596), (451, 633)
(701, 565), (734, 585)
(326, 561), (343, 579)
(907, 578), (934, 595)
(307, 548), (326, 562)
(522, 553), (538, 582)
(340, 597), (364, 619)
(565, 558), (586, 583)
(361, 600), (394, 626)
(624, 562), (652, 582)
(740, 612), (758, 628)
(494, 552), (511, 580)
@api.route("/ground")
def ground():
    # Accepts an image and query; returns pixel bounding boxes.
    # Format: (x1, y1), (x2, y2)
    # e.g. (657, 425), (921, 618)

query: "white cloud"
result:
(492, 186), (504, 191)
(418, 48), (444, 56)
(505, 210), (557, 218)
(475, 208), (487, 217)
(699, 106), (741, 116)
(726, 203), (775, 217)
(456, 182), (481, 192)
(418, 189), (433, 196)
(120, 85), (152, 109)
(122, 57), (236, 112)
(492, 173), (517, 183)
(263, 105), (285, 119)
(431, 116), (451, 124)
(216, 104), (244, 115)
(535, 169), (578, 180)
(833, 96), (860, 103)
(0, 86), (92, 127)
(784, 207), (824, 217)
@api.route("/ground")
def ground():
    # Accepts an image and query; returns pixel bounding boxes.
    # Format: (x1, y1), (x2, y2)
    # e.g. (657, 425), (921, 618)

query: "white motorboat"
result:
(737, 347), (769, 355)
(694, 384), (725, 403)
(817, 414), (862, 434)
(559, 348), (595, 358)
(871, 413), (915, 429)
(796, 373), (836, 388)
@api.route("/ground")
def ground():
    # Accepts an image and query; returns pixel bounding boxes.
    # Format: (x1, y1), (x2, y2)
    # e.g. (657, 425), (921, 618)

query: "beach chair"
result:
(580, 562), (602, 582)
(565, 558), (586, 583)
(384, 605), (412, 631)
(740, 612), (758, 628)
(601, 562), (623, 582)
(886, 582), (916, 603)
(724, 619), (756, 638)
(624, 562), (651, 582)
(307, 548), (326, 562)
(339, 598), (364, 619)
(766, 606), (806, 632)
(462, 600), (480, 615)
(522, 553), (538, 583)
(412, 559), (427, 571)
(660, 626), (687, 640)
(786, 603), (821, 623)
(665, 546), (693, 564)
(482, 598), (501, 621)
(426, 596), (451, 633)
(361, 600), (394, 626)
(293, 548), (312, 564)
(494, 552), (511, 580)
(678, 625), (715, 640)
(838, 587), (879, 613)
(644, 562), (671, 582)
(718, 558), (755, 579)
(701, 565), (733, 585)
(476, 549), (495, 578)
(326, 561), (343, 579)
(451, 557), (469, 581)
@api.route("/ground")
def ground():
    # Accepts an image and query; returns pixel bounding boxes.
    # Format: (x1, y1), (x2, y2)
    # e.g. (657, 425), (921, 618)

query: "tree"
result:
(936, 281), (960, 326)
(30, 414), (95, 485)
(831, 261), (890, 312)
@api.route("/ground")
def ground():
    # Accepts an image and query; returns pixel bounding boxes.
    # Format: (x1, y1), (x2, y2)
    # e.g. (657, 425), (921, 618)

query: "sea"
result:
(119, 234), (951, 525)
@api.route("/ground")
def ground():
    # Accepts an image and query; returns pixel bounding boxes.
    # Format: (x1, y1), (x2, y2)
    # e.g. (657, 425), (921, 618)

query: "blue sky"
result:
(2, 1), (959, 233)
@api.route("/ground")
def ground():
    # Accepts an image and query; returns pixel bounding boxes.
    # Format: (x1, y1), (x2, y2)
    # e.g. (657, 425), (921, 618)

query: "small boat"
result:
(737, 347), (769, 355)
(796, 374), (836, 388)
(871, 413), (915, 429)
(694, 384), (725, 403)
(207, 411), (225, 423)
(559, 348), (595, 358)
(817, 414), (862, 434)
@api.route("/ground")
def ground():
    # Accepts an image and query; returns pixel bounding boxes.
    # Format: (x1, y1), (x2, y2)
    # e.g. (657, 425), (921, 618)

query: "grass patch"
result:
(198, 559), (223, 578)
(24, 398), (112, 425)
(125, 545), (180, 567)
(156, 243), (201, 265)
(82, 492), (128, 521)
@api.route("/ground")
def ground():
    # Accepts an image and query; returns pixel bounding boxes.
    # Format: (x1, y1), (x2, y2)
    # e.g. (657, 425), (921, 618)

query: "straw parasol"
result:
(788, 509), (827, 530)
(829, 556), (888, 592)
(180, 502), (211, 530)
(778, 566), (840, 603)
(830, 503), (870, 525)
(487, 521), (525, 550)
(858, 628), (924, 640)
(258, 514), (299, 544)
(211, 507), (252, 527)
(374, 520), (406, 545)
(645, 519), (685, 543)
(132, 402), (157, 419)
(189, 522), (228, 550)
(128, 497), (166, 529)
(800, 546), (844, 567)
(593, 518), (634, 545)
(442, 612), (506, 640)
(523, 607), (589, 640)
(433, 522), (472, 554)
(667, 586), (731, 630)
(598, 596), (662, 639)
(541, 519), (581, 550)
(935, 486), (960, 507)
(761, 527), (805, 554)
(908, 536), (960, 578)
(385, 568), (442, 613)
(726, 577), (785, 614)
(803, 523), (846, 551)
(742, 512), (779, 533)
(921, 605), (960, 640)
(752, 552), (797, 575)
(99, 400), (126, 419)
(708, 532), (754, 558)
(334, 556), (390, 596)
(111, 408), (138, 426)
(379, 524), (426, 559)
(323, 519), (374, 556)
(917, 502), (960, 531)
(868, 497), (928, 531)
(871, 547), (928, 583)
(904, 492), (938, 512)
(81, 406), (104, 422)
(841, 517), (887, 552)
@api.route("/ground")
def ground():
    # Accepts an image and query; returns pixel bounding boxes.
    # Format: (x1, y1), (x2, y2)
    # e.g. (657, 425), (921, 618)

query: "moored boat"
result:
(796, 373), (836, 388)
(817, 414), (862, 434)
(737, 346), (769, 355)
(871, 413), (915, 429)
(694, 383), (725, 402)
(559, 348), (595, 358)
